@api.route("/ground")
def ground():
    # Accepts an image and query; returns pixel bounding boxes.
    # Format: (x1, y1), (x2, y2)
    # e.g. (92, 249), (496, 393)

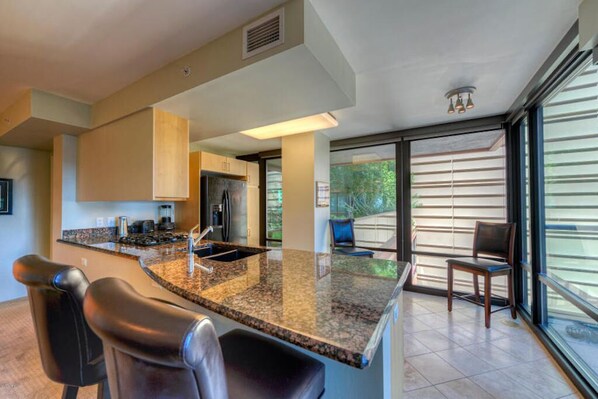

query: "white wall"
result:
(0, 145), (51, 301)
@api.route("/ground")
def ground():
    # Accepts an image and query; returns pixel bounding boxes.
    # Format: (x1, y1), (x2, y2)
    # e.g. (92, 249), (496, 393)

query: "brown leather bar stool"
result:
(83, 277), (325, 399)
(446, 221), (517, 328)
(12, 255), (109, 399)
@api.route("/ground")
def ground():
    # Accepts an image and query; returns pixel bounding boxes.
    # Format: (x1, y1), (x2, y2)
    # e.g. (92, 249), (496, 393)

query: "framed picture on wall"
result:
(316, 181), (330, 208)
(0, 178), (13, 215)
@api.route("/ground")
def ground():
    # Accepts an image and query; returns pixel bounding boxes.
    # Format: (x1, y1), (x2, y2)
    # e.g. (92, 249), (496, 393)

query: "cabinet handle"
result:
(222, 161), (227, 171)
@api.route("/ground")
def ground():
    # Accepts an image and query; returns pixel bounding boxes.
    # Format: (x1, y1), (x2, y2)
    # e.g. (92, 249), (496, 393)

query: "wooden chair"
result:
(446, 221), (517, 328)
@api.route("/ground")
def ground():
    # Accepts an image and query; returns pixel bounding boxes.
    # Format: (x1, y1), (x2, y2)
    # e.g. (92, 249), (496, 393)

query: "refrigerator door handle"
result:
(225, 190), (231, 242)
(221, 191), (228, 241)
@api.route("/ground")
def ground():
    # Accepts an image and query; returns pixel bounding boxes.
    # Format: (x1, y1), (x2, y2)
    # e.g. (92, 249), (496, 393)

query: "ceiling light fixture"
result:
(240, 112), (338, 140)
(445, 86), (476, 115)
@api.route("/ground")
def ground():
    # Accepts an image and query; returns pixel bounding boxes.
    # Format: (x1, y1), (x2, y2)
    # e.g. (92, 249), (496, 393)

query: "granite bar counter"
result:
(58, 235), (410, 398)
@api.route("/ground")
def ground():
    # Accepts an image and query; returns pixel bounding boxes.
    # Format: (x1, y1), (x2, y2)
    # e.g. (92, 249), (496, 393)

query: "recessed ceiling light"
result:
(240, 113), (338, 140)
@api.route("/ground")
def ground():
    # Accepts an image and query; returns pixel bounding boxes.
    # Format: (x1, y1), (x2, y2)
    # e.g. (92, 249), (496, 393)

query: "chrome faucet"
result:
(187, 225), (214, 274)
(188, 224), (214, 253)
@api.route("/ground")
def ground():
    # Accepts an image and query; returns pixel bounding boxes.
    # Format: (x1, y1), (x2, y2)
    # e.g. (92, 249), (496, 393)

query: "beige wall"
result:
(0, 145), (51, 301)
(281, 131), (330, 252)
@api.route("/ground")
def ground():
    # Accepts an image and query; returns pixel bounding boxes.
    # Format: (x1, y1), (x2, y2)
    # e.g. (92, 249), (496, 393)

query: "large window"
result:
(409, 130), (508, 293)
(330, 144), (397, 260)
(541, 57), (598, 384)
(521, 117), (533, 311)
(266, 158), (283, 244)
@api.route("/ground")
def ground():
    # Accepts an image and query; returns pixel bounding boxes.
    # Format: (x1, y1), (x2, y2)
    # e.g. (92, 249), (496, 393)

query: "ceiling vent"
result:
(242, 8), (284, 60)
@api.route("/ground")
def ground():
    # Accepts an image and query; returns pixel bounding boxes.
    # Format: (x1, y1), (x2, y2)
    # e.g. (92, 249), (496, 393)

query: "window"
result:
(330, 144), (397, 260)
(266, 158), (282, 244)
(541, 58), (598, 382)
(409, 130), (508, 292)
(521, 117), (533, 311)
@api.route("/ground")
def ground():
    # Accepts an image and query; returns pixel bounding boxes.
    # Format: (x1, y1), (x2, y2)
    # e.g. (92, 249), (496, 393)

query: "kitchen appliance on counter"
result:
(158, 205), (175, 231)
(201, 175), (247, 243)
(118, 216), (128, 238)
(117, 232), (188, 247)
(129, 220), (155, 234)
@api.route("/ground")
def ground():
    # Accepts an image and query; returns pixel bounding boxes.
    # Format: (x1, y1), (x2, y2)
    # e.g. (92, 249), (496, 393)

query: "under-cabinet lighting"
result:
(240, 113), (338, 140)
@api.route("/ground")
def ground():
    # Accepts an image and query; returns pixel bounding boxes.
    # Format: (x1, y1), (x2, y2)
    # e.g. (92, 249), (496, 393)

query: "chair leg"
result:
(62, 385), (79, 399)
(484, 273), (492, 328)
(508, 270), (517, 320)
(473, 274), (481, 303)
(447, 264), (453, 312)
(97, 379), (111, 399)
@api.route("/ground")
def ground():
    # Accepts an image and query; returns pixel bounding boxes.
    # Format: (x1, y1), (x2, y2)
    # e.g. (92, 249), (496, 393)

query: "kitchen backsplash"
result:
(62, 227), (117, 244)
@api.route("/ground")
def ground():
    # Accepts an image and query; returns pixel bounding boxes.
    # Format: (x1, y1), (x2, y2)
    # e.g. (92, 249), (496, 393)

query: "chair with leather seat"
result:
(83, 277), (325, 399)
(446, 221), (517, 328)
(329, 218), (374, 258)
(12, 255), (109, 399)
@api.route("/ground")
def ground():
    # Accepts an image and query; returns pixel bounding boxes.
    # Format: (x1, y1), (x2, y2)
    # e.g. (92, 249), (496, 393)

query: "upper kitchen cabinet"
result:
(246, 162), (259, 188)
(200, 151), (246, 177)
(77, 108), (189, 201)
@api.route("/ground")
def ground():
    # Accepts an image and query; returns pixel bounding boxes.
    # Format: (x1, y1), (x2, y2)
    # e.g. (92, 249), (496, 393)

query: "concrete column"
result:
(282, 132), (330, 252)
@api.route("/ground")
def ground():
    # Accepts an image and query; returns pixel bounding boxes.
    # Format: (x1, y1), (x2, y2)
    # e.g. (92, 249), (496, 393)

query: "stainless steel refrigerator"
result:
(200, 175), (247, 244)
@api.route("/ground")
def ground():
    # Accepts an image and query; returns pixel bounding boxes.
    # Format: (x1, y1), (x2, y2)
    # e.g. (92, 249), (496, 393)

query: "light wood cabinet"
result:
(77, 108), (189, 201)
(246, 162), (260, 188)
(200, 151), (246, 176)
(177, 152), (201, 232)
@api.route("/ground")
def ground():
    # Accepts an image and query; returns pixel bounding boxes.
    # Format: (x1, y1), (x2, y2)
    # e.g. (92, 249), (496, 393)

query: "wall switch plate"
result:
(96, 217), (105, 227)
(106, 217), (116, 227)
(81, 258), (88, 267)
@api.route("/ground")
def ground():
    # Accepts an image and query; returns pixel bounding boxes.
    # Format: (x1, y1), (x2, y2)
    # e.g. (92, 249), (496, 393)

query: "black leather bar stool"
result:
(83, 277), (325, 399)
(12, 255), (109, 399)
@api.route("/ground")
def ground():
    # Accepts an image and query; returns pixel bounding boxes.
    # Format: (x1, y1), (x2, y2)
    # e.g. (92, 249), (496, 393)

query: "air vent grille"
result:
(243, 9), (284, 59)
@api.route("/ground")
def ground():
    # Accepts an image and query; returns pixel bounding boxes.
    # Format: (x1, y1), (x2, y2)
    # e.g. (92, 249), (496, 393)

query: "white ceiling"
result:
(194, 0), (579, 155)
(0, 0), (285, 113)
(1, 0), (579, 156)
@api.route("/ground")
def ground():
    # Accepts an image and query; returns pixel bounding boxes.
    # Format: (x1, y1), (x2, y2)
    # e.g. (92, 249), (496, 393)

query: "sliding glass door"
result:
(266, 158), (283, 246)
(330, 144), (397, 260)
(409, 130), (508, 293)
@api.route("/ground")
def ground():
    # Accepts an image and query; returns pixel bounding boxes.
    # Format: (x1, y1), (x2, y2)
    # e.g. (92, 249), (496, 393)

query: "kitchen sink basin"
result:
(194, 244), (268, 262)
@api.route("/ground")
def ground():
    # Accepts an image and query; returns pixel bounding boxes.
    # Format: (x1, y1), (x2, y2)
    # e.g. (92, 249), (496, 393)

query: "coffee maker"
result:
(157, 205), (175, 231)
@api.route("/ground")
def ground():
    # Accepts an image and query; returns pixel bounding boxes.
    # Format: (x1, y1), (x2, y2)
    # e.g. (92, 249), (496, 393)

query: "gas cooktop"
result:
(116, 232), (188, 247)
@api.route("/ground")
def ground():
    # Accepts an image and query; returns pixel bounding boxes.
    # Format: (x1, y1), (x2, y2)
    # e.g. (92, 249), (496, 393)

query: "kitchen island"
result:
(57, 237), (410, 398)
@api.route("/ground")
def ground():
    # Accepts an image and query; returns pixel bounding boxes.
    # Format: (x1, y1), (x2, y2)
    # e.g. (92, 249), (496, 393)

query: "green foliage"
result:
(330, 160), (396, 219)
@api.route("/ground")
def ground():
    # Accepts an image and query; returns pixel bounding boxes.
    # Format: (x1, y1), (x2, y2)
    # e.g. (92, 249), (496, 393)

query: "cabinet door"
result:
(154, 109), (189, 199)
(227, 158), (247, 176)
(246, 162), (259, 187)
(201, 152), (227, 173)
(247, 186), (260, 246)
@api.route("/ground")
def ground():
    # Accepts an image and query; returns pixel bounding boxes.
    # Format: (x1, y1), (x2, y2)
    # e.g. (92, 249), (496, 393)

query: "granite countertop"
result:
(58, 237), (411, 369)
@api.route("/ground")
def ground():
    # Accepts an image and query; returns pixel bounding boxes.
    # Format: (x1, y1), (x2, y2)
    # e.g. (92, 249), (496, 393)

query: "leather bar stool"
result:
(12, 255), (109, 399)
(83, 277), (325, 399)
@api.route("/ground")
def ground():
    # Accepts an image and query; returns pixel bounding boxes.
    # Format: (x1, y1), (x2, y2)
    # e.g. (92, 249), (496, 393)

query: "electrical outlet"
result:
(81, 258), (88, 267)
(106, 217), (116, 228)
(96, 217), (105, 227)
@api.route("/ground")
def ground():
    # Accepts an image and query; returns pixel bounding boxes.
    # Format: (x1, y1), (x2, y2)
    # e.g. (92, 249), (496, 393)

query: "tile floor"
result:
(0, 292), (585, 398)
(402, 291), (583, 399)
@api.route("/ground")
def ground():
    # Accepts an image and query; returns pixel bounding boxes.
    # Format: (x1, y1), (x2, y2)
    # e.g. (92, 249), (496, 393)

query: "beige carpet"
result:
(0, 298), (98, 399)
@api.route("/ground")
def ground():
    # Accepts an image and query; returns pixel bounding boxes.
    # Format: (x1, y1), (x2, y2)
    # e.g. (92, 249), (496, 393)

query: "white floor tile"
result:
(435, 378), (494, 399)
(413, 330), (460, 352)
(490, 335), (547, 362)
(404, 316), (434, 334)
(404, 361), (432, 392)
(499, 362), (573, 399)
(404, 334), (433, 357)
(403, 386), (447, 399)
(407, 353), (465, 385)
(462, 342), (521, 368)
(436, 347), (495, 376)
(470, 370), (541, 399)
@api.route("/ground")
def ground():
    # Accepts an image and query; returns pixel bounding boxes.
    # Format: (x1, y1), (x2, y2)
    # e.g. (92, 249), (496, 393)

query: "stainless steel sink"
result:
(194, 244), (268, 262)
